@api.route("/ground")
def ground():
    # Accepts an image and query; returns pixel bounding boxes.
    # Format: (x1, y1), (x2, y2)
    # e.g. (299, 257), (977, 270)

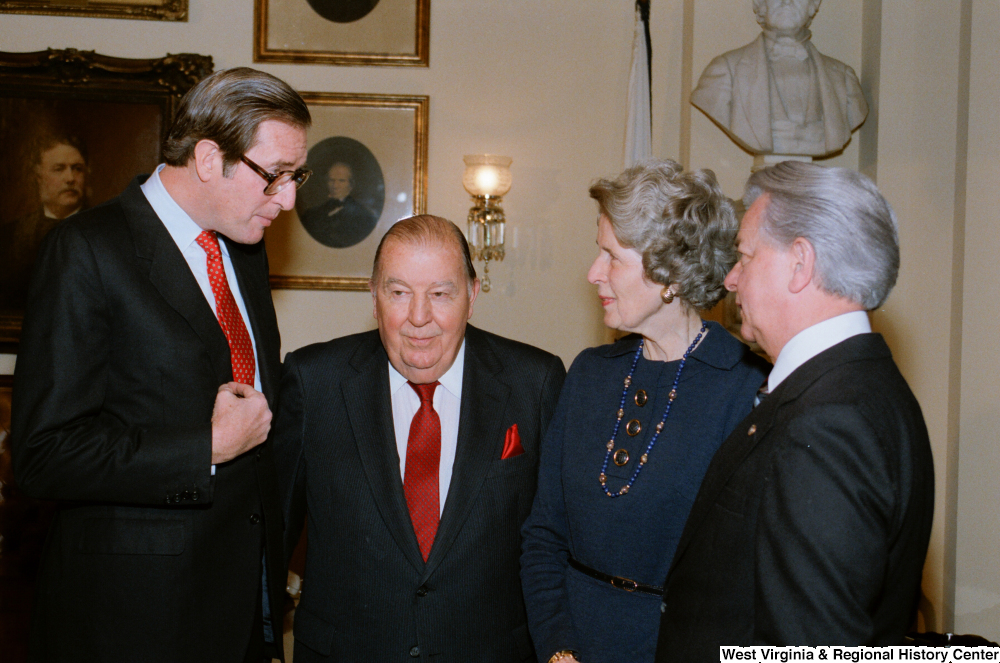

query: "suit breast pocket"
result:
(78, 517), (188, 555)
(486, 453), (535, 479)
(715, 484), (749, 517)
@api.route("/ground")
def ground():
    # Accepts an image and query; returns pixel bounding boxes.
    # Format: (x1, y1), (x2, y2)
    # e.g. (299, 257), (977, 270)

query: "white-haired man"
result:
(656, 162), (933, 660)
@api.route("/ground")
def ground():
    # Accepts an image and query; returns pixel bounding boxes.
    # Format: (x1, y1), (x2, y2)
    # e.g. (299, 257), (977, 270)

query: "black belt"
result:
(568, 557), (663, 596)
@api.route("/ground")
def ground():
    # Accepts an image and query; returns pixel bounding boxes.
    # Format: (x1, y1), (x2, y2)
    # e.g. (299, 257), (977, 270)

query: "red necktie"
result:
(195, 230), (256, 386)
(404, 381), (441, 562)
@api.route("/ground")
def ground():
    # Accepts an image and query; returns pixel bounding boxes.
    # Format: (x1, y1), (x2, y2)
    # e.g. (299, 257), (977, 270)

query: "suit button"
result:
(661, 601), (667, 613)
(416, 587), (427, 597)
(409, 646), (420, 657)
(747, 424), (757, 435)
(249, 514), (261, 525)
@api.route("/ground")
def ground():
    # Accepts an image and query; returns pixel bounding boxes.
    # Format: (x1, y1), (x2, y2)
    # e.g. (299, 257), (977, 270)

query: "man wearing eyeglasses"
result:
(11, 67), (311, 663)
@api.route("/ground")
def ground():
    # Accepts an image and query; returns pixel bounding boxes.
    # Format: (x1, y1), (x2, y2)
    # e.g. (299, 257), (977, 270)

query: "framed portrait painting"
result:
(0, 0), (186, 21)
(266, 92), (428, 291)
(0, 49), (213, 348)
(254, 0), (430, 66)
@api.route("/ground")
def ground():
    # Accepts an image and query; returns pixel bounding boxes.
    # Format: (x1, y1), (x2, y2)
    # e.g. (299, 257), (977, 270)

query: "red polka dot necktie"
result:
(195, 231), (256, 386)
(404, 381), (441, 562)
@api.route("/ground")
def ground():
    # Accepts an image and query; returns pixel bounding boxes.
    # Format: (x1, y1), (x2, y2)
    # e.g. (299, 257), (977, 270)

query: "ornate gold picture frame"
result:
(0, 0), (186, 21)
(254, 0), (430, 67)
(0, 49), (213, 349)
(266, 92), (429, 291)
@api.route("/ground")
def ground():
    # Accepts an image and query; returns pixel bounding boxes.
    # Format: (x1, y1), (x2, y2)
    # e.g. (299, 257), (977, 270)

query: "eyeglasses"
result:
(240, 155), (312, 195)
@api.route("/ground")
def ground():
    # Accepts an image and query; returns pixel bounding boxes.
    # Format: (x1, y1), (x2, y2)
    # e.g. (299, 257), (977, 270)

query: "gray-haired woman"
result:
(521, 159), (769, 663)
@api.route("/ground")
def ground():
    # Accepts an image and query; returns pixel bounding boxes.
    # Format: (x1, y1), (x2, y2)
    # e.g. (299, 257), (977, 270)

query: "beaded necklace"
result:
(599, 321), (707, 498)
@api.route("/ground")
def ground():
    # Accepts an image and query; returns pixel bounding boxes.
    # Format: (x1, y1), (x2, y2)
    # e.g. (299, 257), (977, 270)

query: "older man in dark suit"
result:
(274, 214), (566, 662)
(656, 162), (934, 660)
(11, 68), (312, 662)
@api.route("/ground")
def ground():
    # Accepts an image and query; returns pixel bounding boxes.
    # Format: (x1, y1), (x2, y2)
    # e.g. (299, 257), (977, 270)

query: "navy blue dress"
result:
(521, 321), (769, 662)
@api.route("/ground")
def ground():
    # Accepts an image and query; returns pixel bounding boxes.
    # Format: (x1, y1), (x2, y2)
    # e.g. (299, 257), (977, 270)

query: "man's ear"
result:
(467, 278), (481, 319)
(192, 139), (222, 183)
(788, 237), (816, 294)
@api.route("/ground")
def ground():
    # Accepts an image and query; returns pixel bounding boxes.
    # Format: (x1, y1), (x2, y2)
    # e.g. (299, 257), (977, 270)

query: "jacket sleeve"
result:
(11, 221), (212, 505)
(521, 359), (579, 663)
(754, 404), (895, 644)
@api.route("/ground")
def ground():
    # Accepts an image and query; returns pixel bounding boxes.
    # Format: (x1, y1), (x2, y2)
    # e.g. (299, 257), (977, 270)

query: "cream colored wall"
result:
(955, 0), (1000, 638)
(2, 0), (997, 639)
(870, 2), (975, 635)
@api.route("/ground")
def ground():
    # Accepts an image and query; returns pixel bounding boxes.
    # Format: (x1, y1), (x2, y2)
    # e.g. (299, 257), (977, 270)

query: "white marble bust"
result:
(691, 0), (868, 157)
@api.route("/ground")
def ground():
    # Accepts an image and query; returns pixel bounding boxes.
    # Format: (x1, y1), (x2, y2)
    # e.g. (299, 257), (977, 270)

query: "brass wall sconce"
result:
(462, 154), (512, 292)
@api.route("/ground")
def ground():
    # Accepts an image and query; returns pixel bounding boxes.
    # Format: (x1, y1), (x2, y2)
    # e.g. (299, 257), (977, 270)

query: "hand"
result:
(211, 382), (272, 464)
(549, 652), (581, 663)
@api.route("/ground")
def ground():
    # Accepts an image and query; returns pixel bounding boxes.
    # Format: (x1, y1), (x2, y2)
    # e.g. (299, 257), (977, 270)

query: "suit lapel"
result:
(223, 237), (279, 400)
(423, 327), (509, 579)
(121, 178), (231, 385)
(668, 394), (778, 577)
(342, 336), (426, 573)
(668, 333), (893, 577)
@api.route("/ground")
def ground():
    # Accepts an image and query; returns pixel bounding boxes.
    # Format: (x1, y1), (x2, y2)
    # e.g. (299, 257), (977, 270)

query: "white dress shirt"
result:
(140, 164), (261, 393)
(389, 341), (465, 516)
(768, 310), (872, 392)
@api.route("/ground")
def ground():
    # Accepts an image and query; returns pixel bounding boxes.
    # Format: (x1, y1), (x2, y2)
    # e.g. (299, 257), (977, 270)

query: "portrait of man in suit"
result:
(299, 160), (379, 248)
(0, 134), (88, 311)
(656, 162), (934, 659)
(273, 214), (566, 662)
(690, 0), (868, 156)
(11, 67), (312, 662)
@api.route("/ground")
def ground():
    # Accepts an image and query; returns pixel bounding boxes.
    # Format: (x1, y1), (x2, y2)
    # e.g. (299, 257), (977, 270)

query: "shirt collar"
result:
(769, 310), (871, 391)
(596, 321), (746, 371)
(140, 164), (228, 257)
(388, 339), (466, 399)
(43, 205), (82, 220)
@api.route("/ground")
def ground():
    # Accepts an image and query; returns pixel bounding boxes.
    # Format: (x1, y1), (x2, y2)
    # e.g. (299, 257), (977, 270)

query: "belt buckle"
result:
(611, 575), (638, 592)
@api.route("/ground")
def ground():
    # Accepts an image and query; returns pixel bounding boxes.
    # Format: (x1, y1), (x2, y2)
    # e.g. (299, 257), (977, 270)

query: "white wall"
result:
(955, 0), (1000, 638)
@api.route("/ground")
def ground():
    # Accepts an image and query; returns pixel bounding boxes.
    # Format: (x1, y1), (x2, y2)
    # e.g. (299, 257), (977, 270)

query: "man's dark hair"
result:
(162, 67), (311, 176)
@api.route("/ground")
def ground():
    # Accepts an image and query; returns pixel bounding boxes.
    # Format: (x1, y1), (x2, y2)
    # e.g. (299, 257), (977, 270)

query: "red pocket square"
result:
(501, 424), (524, 459)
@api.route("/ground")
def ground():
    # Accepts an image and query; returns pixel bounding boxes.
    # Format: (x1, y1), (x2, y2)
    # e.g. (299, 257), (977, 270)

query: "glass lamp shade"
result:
(462, 155), (512, 197)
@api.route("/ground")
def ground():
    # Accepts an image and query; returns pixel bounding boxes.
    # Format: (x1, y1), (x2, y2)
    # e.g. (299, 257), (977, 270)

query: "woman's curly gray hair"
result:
(588, 158), (737, 310)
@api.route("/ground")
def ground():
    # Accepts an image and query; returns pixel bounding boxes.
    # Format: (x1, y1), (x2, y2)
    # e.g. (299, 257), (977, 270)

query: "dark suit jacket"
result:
(656, 334), (934, 661)
(274, 326), (566, 662)
(11, 177), (287, 662)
